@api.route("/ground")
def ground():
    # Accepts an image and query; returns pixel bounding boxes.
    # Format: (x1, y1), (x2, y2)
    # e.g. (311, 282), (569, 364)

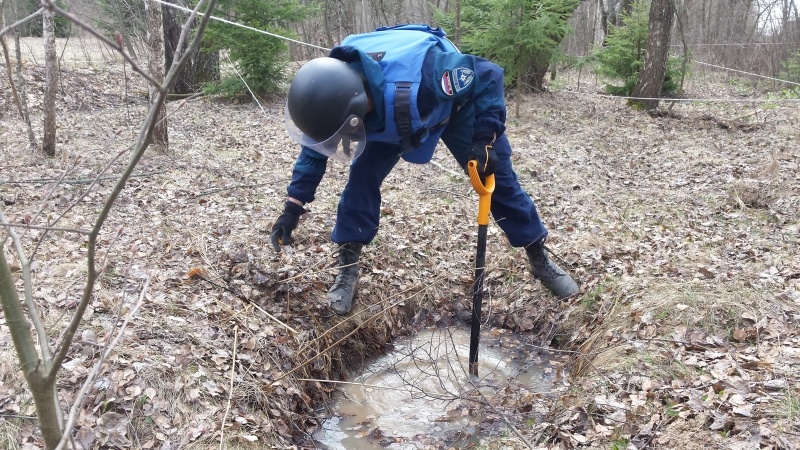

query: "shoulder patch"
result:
(452, 68), (474, 93)
(440, 71), (454, 96)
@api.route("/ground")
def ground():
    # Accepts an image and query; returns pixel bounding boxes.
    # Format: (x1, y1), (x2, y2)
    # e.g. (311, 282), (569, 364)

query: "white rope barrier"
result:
(559, 89), (800, 103)
(692, 60), (800, 87)
(147, 0), (330, 52)
(670, 42), (800, 47)
(144, 0), (800, 104)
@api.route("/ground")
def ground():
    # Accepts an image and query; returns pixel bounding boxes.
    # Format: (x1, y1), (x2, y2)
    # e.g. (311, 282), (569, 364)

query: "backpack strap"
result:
(394, 82), (429, 152)
(395, 82), (412, 151)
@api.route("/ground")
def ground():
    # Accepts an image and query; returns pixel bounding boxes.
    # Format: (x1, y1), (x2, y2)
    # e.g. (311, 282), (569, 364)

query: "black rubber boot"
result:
(327, 242), (363, 315)
(526, 241), (579, 299)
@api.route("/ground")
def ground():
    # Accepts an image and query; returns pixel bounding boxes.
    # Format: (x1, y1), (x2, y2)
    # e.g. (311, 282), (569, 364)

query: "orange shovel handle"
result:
(467, 160), (495, 226)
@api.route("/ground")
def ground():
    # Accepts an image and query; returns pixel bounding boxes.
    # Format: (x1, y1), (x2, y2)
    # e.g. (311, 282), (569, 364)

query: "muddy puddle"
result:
(313, 327), (553, 449)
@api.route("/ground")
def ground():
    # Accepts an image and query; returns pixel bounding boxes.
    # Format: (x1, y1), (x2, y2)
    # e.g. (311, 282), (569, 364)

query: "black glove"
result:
(466, 140), (498, 176)
(270, 201), (306, 251)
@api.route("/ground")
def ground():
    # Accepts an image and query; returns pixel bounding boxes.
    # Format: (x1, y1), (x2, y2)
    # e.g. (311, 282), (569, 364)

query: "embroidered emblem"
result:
(440, 71), (454, 96)
(452, 68), (474, 93)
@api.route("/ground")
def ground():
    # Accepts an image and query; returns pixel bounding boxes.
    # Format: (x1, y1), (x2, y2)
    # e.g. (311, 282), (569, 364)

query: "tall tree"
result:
(631, 0), (674, 110)
(42, 8), (58, 157)
(163, 2), (219, 96)
(145, 0), (168, 147)
(438, 0), (581, 93)
(201, 0), (313, 97)
(1, 5), (41, 149)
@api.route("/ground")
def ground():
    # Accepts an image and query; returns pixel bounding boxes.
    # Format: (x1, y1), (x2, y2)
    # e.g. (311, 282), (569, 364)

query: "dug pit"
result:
(312, 327), (556, 449)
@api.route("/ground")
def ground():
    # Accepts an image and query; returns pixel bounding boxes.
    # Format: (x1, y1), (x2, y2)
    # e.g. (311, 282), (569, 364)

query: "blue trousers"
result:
(331, 108), (548, 247)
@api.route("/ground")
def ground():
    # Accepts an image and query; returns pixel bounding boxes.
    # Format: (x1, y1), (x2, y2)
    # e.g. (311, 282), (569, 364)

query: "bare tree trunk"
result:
(145, 0), (168, 148)
(597, 0), (608, 44)
(14, 38), (39, 149)
(1, 6), (39, 149)
(42, 9), (59, 157)
(632, 0), (675, 111)
(163, 2), (219, 96)
(1, 11), (24, 116)
(0, 249), (63, 449)
(674, 0), (690, 96)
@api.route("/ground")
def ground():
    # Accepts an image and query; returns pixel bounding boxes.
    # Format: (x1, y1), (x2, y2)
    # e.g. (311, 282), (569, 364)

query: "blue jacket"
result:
(333, 25), (457, 163)
(287, 25), (508, 203)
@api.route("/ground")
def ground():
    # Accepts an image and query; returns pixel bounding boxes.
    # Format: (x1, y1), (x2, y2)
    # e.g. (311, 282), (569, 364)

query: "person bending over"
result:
(271, 24), (579, 315)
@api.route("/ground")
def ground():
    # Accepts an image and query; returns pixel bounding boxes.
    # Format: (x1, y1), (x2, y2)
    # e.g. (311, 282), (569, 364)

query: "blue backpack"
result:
(339, 24), (459, 163)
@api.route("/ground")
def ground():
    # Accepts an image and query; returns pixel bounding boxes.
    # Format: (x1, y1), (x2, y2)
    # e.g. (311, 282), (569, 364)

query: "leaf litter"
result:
(0, 58), (798, 449)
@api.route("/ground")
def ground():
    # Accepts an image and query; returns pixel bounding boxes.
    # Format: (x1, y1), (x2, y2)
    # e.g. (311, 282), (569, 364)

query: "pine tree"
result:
(437, 0), (580, 92)
(594, 0), (681, 97)
(200, 0), (313, 97)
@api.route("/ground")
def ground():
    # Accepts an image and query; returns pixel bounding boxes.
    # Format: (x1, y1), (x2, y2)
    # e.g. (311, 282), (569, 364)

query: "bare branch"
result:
(219, 325), (239, 450)
(23, 159), (81, 242)
(0, 8), (43, 38)
(1, 29), (25, 119)
(0, 170), (168, 185)
(0, 230), (44, 377)
(37, 1), (162, 89)
(0, 210), (54, 368)
(29, 148), (132, 259)
(47, 0), (219, 378)
(54, 271), (153, 450)
(0, 223), (91, 235)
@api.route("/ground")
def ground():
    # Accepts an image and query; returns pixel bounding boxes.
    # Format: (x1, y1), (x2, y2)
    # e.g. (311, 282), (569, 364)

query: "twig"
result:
(274, 295), (412, 382)
(295, 378), (396, 390)
(637, 337), (715, 351)
(588, 190), (642, 239)
(580, 353), (622, 391)
(500, 414), (535, 448)
(0, 223), (91, 235)
(9, 21), (38, 148)
(194, 182), (274, 197)
(0, 170), (168, 185)
(1, 21), (26, 120)
(0, 8), (43, 38)
(27, 149), (130, 261)
(468, 373), (534, 449)
(635, 414), (676, 449)
(0, 210), (54, 368)
(194, 274), (298, 334)
(429, 159), (465, 178)
(0, 414), (37, 420)
(219, 325), (238, 450)
(41, 1), (161, 88)
(87, 240), (139, 354)
(54, 272), (153, 450)
(523, 341), (621, 356)
(23, 159), (81, 242)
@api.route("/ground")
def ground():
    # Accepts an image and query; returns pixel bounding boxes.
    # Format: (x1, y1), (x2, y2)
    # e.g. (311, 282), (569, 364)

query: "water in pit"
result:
(313, 327), (553, 449)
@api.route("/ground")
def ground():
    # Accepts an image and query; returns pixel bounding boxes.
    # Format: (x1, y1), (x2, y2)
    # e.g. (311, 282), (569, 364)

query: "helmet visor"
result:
(284, 103), (367, 163)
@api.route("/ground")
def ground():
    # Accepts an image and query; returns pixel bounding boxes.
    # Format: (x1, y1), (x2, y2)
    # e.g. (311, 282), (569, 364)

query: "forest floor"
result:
(1, 39), (799, 450)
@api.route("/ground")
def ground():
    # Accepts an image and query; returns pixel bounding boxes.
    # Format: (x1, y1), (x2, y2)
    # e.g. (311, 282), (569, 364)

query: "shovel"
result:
(466, 160), (495, 377)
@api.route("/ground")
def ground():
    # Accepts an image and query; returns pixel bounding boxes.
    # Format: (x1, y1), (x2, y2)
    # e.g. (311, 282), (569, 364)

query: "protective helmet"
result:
(285, 57), (369, 162)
